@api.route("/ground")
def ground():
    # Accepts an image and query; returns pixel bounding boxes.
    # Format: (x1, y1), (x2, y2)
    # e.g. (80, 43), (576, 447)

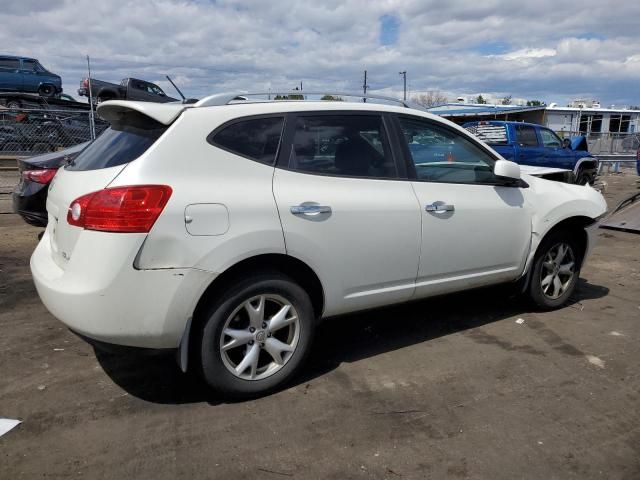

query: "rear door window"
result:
(285, 114), (397, 178)
(66, 112), (166, 171)
(209, 116), (284, 165)
(515, 125), (539, 146)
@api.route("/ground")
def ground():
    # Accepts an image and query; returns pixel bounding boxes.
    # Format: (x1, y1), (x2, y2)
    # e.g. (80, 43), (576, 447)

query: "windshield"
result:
(66, 112), (166, 171)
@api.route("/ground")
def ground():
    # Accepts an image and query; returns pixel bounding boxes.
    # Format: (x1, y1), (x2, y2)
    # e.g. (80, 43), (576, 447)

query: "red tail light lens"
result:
(67, 185), (172, 233)
(22, 168), (58, 184)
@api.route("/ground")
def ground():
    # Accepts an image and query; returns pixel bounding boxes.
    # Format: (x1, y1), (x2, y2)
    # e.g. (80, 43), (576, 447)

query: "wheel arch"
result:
(573, 156), (598, 175)
(181, 253), (325, 373)
(192, 253), (325, 327)
(519, 215), (594, 292)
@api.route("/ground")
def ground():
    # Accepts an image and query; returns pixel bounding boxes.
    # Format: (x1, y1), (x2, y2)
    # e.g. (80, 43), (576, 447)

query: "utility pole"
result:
(399, 71), (407, 101)
(86, 55), (96, 140)
(362, 70), (368, 103)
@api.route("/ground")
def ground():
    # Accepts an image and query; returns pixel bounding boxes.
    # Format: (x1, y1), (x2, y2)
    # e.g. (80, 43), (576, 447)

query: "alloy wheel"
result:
(540, 242), (576, 300)
(219, 294), (300, 381)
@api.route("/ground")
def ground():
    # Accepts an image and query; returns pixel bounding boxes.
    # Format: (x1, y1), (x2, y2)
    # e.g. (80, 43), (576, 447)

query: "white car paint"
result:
(31, 99), (607, 350)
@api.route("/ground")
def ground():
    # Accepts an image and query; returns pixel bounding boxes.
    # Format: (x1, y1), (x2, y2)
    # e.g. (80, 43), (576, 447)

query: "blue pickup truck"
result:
(464, 121), (598, 184)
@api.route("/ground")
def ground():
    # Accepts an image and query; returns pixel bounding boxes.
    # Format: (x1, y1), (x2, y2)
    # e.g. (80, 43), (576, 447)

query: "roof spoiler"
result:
(96, 100), (187, 125)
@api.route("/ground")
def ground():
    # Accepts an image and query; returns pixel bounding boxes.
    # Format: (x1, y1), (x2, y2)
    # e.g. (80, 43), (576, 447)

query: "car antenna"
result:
(165, 75), (186, 101)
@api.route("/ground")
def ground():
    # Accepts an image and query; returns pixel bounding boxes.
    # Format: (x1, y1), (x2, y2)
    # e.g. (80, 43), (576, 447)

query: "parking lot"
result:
(1, 169), (639, 479)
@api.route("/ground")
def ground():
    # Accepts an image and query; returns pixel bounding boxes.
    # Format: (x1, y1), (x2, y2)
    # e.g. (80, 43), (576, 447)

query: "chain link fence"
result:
(0, 107), (108, 156)
(556, 130), (640, 156)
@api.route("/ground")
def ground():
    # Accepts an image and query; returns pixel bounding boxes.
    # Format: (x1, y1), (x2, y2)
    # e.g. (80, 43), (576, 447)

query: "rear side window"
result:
(287, 115), (397, 178)
(465, 123), (509, 145)
(515, 125), (539, 146)
(66, 111), (166, 171)
(209, 116), (284, 165)
(0, 58), (20, 70)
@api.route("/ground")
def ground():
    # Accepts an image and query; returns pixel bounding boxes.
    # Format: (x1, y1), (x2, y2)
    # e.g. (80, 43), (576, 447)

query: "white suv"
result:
(31, 93), (607, 397)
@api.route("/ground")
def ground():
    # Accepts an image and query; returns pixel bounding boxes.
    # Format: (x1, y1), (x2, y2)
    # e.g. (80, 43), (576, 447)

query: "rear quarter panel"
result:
(109, 107), (286, 273)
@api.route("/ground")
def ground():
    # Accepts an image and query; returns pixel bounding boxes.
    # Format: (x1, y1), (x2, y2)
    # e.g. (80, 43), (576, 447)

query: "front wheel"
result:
(198, 273), (315, 398)
(575, 167), (595, 185)
(527, 230), (582, 310)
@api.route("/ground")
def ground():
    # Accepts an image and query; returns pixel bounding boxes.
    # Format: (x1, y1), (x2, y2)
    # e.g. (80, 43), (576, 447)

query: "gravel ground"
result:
(1, 169), (639, 479)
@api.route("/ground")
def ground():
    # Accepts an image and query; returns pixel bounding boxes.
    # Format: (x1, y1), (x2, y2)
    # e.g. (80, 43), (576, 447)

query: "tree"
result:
(320, 95), (343, 101)
(501, 95), (512, 105)
(411, 90), (448, 108)
(476, 95), (487, 104)
(526, 100), (544, 106)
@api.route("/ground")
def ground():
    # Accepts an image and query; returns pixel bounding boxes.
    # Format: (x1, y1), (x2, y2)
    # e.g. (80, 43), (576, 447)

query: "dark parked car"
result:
(0, 55), (62, 101)
(13, 141), (89, 226)
(78, 77), (177, 103)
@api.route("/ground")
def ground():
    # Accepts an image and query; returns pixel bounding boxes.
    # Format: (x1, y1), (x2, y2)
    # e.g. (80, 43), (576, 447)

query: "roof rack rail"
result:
(194, 92), (425, 110)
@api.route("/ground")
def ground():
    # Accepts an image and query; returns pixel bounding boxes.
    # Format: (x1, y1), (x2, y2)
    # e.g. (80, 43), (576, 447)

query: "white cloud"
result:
(0, 0), (638, 105)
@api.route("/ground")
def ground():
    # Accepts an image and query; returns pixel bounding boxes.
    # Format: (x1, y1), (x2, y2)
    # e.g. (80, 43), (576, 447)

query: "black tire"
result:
(38, 84), (55, 97)
(527, 229), (583, 310)
(575, 167), (595, 185)
(6, 100), (21, 109)
(198, 273), (315, 398)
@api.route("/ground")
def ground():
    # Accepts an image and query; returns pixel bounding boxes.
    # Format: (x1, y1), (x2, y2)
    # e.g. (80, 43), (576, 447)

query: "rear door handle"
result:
(425, 203), (455, 213)
(290, 204), (332, 216)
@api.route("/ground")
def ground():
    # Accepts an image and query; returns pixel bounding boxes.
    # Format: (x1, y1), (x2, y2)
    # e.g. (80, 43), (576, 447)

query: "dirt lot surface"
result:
(1, 170), (639, 479)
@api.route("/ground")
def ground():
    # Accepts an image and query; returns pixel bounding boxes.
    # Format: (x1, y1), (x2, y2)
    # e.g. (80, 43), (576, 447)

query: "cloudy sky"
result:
(2, 0), (639, 106)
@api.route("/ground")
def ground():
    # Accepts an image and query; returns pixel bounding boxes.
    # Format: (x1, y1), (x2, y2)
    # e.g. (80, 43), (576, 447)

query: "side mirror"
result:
(563, 138), (571, 149)
(494, 159), (521, 180)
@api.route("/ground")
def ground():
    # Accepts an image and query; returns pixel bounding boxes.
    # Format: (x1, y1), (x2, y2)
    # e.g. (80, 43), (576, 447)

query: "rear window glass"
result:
(209, 116), (284, 165)
(465, 123), (509, 145)
(66, 112), (166, 171)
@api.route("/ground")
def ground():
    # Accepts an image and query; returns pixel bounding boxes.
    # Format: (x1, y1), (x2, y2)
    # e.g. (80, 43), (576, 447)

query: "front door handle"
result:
(290, 204), (332, 216)
(425, 203), (455, 213)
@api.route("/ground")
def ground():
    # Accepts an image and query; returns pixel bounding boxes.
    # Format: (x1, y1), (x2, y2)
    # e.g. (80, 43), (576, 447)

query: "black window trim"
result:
(275, 110), (407, 181)
(390, 113), (523, 187)
(207, 113), (287, 166)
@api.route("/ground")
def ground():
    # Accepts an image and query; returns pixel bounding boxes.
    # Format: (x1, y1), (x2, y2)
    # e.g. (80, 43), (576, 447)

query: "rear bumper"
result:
(12, 185), (48, 227)
(30, 228), (213, 349)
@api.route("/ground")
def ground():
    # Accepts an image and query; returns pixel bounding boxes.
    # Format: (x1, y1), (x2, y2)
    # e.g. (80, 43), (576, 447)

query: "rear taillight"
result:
(67, 185), (172, 233)
(22, 168), (58, 184)
(81, 79), (88, 88)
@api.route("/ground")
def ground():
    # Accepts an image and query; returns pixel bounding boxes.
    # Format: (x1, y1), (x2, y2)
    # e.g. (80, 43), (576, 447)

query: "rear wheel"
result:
(527, 230), (582, 310)
(38, 84), (55, 97)
(6, 100), (21, 109)
(198, 273), (315, 398)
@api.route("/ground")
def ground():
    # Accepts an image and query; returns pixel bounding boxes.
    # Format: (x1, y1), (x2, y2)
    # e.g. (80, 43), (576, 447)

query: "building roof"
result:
(546, 106), (640, 114)
(427, 103), (546, 117)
